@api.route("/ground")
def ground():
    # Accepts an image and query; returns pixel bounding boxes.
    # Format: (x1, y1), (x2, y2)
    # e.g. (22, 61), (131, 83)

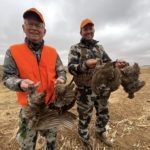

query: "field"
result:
(0, 67), (150, 150)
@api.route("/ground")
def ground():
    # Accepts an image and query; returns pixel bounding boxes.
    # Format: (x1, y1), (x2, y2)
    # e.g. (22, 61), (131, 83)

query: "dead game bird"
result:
(91, 62), (121, 96)
(54, 82), (76, 112)
(24, 83), (77, 130)
(120, 63), (145, 99)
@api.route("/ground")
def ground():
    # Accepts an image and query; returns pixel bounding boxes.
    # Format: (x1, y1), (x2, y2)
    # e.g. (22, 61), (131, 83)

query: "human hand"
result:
(85, 59), (97, 69)
(55, 77), (65, 85)
(20, 79), (34, 91)
(115, 59), (128, 69)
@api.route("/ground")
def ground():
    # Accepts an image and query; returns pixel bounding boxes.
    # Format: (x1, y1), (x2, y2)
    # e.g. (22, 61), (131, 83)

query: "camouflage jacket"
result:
(68, 38), (111, 87)
(3, 38), (66, 91)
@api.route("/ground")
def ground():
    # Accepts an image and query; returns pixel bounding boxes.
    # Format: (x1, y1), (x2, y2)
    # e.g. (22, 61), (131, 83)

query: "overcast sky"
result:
(0, 0), (150, 65)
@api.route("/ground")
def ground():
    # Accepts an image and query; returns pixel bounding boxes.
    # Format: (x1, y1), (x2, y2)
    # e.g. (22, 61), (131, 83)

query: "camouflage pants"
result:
(16, 109), (57, 150)
(76, 87), (110, 141)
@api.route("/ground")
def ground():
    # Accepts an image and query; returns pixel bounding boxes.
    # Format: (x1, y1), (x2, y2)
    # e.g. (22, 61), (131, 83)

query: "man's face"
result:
(22, 17), (46, 43)
(80, 24), (95, 40)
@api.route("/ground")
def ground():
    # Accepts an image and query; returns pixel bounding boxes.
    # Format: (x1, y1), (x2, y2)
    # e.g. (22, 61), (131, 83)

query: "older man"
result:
(3, 8), (66, 150)
(68, 18), (126, 148)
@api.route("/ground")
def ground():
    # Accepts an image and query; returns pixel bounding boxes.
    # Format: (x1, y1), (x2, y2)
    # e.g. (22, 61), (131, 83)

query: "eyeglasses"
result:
(24, 22), (44, 29)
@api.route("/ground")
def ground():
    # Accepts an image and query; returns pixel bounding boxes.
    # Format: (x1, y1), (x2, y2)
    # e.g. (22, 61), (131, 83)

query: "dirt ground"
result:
(0, 68), (150, 150)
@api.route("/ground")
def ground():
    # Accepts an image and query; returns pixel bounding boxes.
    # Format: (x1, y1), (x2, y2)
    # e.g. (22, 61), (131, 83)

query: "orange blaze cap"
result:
(23, 8), (45, 24)
(80, 18), (94, 29)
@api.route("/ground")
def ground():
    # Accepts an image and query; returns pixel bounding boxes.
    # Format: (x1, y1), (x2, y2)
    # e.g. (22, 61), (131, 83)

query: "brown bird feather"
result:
(91, 62), (145, 99)
(120, 63), (145, 98)
(91, 62), (121, 96)
(24, 83), (77, 130)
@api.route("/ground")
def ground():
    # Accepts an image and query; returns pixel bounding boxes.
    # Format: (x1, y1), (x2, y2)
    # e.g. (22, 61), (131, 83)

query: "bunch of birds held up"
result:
(24, 82), (77, 130)
(91, 62), (145, 98)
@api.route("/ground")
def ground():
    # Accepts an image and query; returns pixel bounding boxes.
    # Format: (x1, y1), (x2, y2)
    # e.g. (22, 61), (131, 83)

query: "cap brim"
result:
(81, 22), (94, 29)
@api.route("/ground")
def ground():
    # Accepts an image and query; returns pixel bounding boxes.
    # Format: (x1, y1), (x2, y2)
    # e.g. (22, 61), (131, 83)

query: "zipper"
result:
(35, 53), (44, 90)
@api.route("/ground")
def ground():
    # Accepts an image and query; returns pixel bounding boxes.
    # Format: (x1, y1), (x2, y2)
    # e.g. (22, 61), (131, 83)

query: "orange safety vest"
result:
(10, 43), (57, 107)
